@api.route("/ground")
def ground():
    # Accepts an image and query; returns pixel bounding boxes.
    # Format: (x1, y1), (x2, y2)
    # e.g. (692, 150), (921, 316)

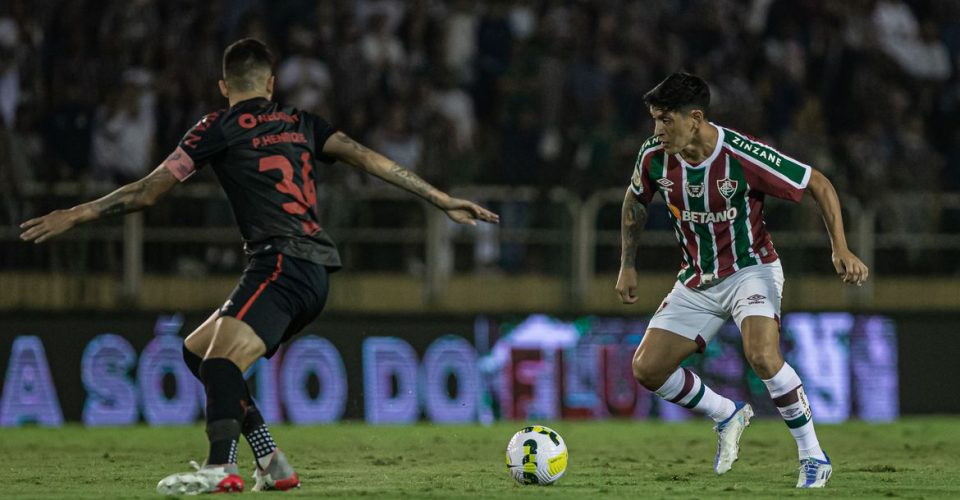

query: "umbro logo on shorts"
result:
(746, 294), (766, 304)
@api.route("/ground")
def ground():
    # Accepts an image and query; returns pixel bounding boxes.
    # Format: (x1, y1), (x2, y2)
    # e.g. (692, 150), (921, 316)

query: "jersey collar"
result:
(231, 96), (272, 109)
(674, 123), (724, 169)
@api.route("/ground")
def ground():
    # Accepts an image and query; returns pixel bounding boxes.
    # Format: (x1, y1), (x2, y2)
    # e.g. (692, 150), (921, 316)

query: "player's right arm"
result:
(616, 141), (657, 304)
(616, 188), (649, 304)
(19, 165), (179, 243)
(20, 109), (225, 244)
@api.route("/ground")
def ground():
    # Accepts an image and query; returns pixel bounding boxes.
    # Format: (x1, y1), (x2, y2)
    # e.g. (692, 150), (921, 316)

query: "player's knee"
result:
(204, 319), (266, 371)
(632, 354), (665, 390)
(745, 349), (782, 379)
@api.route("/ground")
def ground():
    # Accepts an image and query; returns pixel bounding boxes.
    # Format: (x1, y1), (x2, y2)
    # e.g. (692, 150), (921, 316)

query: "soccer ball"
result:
(505, 425), (568, 485)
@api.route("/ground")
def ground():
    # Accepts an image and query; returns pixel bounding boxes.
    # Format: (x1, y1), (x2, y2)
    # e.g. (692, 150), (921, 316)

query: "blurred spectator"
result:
(277, 26), (333, 115)
(361, 12), (406, 90)
(0, 18), (19, 129)
(367, 104), (422, 185)
(90, 69), (156, 184)
(873, 1), (951, 81)
(443, 0), (479, 82)
(426, 72), (475, 152)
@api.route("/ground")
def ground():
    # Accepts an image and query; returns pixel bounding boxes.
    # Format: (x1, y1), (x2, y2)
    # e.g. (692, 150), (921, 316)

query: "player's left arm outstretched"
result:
(323, 131), (499, 225)
(807, 169), (869, 285)
(20, 165), (179, 243)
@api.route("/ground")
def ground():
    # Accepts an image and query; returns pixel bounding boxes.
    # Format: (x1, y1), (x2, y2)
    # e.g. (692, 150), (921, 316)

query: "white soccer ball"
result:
(505, 425), (568, 485)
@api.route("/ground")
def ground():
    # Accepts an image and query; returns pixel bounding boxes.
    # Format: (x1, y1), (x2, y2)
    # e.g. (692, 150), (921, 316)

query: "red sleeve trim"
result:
(162, 146), (197, 181)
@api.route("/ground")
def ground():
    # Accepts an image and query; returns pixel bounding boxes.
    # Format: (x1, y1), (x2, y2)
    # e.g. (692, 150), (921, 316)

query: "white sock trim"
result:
(654, 368), (685, 400)
(762, 362), (802, 399)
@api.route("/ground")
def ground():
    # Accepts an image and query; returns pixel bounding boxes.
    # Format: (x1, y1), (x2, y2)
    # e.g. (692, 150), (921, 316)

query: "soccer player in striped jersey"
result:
(616, 73), (869, 488)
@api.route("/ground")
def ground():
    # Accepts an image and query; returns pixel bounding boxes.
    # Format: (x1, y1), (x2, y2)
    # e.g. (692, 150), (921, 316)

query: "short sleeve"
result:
(730, 136), (812, 202)
(162, 111), (227, 182)
(305, 112), (338, 164)
(629, 150), (656, 205)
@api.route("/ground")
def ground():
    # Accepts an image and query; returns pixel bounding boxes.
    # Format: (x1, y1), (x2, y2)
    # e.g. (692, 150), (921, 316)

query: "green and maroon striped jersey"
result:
(629, 124), (811, 288)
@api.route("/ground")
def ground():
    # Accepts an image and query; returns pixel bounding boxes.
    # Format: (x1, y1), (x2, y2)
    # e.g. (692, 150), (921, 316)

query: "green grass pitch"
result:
(2, 418), (959, 498)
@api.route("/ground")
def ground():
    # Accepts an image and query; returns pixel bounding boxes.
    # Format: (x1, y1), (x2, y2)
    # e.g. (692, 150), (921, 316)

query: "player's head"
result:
(644, 72), (710, 154)
(219, 38), (275, 100)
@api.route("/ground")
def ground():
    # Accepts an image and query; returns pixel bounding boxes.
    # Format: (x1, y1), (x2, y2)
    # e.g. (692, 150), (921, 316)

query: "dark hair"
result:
(643, 72), (710, 114)
(222, 38), (274, 92)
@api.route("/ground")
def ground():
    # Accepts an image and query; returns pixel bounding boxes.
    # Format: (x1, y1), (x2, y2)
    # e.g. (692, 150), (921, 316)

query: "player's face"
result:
(650, 107), (697, 155)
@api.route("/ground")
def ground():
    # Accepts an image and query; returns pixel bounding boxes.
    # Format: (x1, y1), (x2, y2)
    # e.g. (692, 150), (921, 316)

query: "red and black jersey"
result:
(162, 97), (341, 268)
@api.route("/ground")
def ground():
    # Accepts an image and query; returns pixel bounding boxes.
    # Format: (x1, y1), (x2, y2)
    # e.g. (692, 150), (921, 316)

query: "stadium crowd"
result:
(1, 0), (958, 272)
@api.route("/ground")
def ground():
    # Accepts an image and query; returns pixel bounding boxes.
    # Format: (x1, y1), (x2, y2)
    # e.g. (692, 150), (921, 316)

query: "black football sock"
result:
(188, 343), (275, 464)
(200, 358), (247, 466)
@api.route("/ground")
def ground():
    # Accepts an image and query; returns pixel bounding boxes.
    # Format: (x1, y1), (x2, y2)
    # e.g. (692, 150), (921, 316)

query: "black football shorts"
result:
(219, 252), (329, 358)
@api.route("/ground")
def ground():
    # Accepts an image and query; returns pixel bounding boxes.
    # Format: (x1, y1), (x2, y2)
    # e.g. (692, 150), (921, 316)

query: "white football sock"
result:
(655, 367), (736, 422)
(763, 363), (826, 460)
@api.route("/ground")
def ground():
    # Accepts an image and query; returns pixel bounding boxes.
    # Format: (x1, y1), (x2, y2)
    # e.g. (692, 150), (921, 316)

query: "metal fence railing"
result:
(3, 181), (959, 308)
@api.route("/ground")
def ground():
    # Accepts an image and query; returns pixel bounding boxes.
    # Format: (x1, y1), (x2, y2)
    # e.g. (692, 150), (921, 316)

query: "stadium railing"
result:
(2, 181), (959, 309)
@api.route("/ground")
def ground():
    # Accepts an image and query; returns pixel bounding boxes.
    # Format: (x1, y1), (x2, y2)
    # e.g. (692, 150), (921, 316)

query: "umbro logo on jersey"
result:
(685, 182), (704, 198)
(717, 178), (738, 199)
(656, 178), (674, 193)
(746, 294), (766, 304)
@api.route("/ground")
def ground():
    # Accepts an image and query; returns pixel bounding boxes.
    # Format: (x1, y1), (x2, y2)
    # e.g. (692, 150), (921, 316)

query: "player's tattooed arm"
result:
(327, 132), (443, 203)
(620, 189), (648, 269)
(324, 131), (498, 225)
(19, 165), (178, 243)
(807, 168), (869, 285)
(616, 188), (647, 304)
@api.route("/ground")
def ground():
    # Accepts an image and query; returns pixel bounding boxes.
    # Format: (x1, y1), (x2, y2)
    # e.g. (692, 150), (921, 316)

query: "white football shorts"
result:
(648, 260), (784, 352)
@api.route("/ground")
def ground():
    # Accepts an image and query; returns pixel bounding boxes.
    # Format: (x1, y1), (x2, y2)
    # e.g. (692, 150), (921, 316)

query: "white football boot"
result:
(252, 449), (301, 491)
(156, 461), (244, 495)
(797, 453), (832, 488)
(713, 401), (753, 474)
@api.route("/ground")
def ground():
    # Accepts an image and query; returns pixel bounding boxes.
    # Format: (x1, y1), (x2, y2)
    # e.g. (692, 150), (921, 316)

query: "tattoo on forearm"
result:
(386, 161), (442, 205)
(91, 176), (157, 218)
(621, 194), (648, 268)
(335, 132), (443, 206)
(335, 132), (371, 155)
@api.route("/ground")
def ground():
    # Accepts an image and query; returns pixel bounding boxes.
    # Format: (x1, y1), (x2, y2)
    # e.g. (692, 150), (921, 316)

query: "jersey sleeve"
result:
(304, 112), (338, 164)
(162, 111), (227, 182)
(628, 146), (657, 205)
(732, 136), (812, 202)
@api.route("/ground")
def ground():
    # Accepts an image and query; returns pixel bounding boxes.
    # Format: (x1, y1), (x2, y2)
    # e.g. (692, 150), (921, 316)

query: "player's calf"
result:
(201, 359), (247, 466)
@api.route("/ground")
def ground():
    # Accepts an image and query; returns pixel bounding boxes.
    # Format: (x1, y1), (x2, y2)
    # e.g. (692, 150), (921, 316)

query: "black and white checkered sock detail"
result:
(228, 439), (238, 465)
(245, 424), (277, 460)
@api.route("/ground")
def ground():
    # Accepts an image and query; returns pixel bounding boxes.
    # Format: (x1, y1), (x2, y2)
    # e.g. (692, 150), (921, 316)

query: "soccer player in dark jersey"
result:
(615, 73), (869, 488)
(20, 38), (499, 495)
